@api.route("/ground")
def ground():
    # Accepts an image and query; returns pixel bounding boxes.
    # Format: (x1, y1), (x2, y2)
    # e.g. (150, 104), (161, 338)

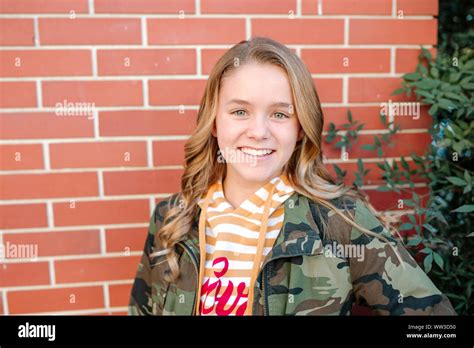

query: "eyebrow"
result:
(226, 99), (292, 109)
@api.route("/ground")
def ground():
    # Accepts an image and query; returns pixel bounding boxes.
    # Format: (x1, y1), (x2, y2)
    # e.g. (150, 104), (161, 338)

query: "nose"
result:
(246, 114), (270, 140)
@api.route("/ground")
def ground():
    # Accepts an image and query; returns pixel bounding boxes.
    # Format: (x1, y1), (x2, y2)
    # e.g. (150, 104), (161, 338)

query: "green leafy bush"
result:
(324, 45), (473, 314)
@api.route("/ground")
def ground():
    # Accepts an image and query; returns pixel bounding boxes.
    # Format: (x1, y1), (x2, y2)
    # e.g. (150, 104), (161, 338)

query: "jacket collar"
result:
(184, 191), (325, 267)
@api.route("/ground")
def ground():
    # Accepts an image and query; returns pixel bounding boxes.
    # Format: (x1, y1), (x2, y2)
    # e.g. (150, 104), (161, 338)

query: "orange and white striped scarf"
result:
(195, 174), (294, 315)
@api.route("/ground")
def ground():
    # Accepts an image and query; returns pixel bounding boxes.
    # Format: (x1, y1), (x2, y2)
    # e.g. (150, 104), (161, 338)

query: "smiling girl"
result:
(129, 37), (455, 316)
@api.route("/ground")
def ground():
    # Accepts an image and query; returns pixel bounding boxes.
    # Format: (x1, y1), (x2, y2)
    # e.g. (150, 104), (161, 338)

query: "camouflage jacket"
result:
(129, 192), (456, 315)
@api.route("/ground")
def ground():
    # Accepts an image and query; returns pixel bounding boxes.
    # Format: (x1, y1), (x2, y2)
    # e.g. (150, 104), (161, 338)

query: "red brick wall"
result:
(0, 0), (438, 315)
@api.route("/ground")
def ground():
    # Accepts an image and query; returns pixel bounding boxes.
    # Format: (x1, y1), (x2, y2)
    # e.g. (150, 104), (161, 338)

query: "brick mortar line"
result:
(0, 137), (191, 145)
(49, 259), (56, 285)
(0, 223), (150, 234)
(0, 44), (436, 49)
(0, 14), (435, 19)
(2, 250), (143, 263)
(2, 288), (9, 315)
(103, 283), (110, 309)
(141, 17), (148, 46)
(245, 17), (251, 40)
(0, 73), (408, 81)
(344, 17), (349, 46)
(195, 0), (201, 16)
(1, 280), (134, 292)
(0, 165), (186, 173)
(0, 193), (177, 203)
(99, 227), (106, 255)
(91, 47), (98, 76)
(18, 306), (129, 316)
(46, 200), (54, 228)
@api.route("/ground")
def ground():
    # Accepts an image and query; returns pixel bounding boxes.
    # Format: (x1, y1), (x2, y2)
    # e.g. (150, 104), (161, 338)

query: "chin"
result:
(232, 166), (280, 183)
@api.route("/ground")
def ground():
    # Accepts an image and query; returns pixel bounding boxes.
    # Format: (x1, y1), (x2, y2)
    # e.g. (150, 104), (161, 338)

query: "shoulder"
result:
(153, 192), (182, 223)
(145, 192), (183, 253)
(306, 193), (388, 245)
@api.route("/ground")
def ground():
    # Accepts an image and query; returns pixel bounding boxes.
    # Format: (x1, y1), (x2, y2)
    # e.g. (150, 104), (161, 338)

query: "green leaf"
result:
(405, 72), (421, 81)
(357, 158), (364, 172)
(400, 157), (410, 171)
(446, 176), (466, 186)
(444, 92), (465, 102)
(361, 144), (376, 151)
(452, 205), (474, 213)
(392, 88), (406, 96)
(421, 47), (432, 61)
(347, 110), (353, 123)
(462, 83), (474, 90)
(428, 104), (439, 115)
(333, 164), (347, 181)
(461, 59), (474, 71)
(449, 72), (461, 83)
(430, 67), (439, 79)
(464, 170), (472, 184)
(413, 79), (439, 89)
(424, 253), (433, 273)
(438, 98), (457, 111)
(415, 89), (434, 99)
(433, 252), (444, 271)
(399, 223), (414, 231)
(406, 235), (422, 246)
(420, 247), (432, 254)
(377, 186), (392, 192)
(466, 280), (473, 299)
(423, 223), (437, 234)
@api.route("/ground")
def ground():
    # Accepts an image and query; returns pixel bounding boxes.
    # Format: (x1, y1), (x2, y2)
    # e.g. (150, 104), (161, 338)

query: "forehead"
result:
(219, 62), (293, 105)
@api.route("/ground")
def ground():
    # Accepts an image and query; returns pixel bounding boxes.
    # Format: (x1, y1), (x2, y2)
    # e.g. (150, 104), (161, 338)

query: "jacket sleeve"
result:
(128, 194), (178, 316)
(348, 199), (457, 315)
(128, 204), (160, 316)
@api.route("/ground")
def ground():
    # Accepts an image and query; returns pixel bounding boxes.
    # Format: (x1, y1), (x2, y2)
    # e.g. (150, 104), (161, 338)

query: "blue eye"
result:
(231, 110), (289, 118)
(232, 110), (247, 116)
(274, 112), (289, 119)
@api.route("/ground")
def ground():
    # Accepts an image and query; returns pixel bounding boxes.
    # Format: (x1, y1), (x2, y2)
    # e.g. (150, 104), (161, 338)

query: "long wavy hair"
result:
(153, 37), (401, 283)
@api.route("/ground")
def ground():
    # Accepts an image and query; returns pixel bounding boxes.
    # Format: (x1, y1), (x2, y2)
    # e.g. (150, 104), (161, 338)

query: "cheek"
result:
(215, 117), (242, 145)
(275, 125), (300, 147)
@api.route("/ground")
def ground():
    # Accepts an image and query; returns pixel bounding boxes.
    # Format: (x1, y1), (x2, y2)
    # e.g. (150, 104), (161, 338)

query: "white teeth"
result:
(239, 147), (273, 156)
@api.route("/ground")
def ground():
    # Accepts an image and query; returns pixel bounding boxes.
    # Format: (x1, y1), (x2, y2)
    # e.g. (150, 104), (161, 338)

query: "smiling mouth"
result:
(237, 147), (276, 157)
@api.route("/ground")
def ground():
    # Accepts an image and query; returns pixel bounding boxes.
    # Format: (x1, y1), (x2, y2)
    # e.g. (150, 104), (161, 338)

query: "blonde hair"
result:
(154, 37), (402, 283)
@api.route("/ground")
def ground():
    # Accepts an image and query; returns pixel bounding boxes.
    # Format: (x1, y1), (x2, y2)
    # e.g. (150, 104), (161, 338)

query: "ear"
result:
(211, 120), (217, 137)
(297, 128), (304, 141)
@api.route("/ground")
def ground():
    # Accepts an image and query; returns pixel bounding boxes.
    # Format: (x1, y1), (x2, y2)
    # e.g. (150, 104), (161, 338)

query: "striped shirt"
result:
(196, 174), (295, 315)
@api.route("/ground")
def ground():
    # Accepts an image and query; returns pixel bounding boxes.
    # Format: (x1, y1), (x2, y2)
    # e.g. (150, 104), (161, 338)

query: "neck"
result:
(222, 170), (281, 209)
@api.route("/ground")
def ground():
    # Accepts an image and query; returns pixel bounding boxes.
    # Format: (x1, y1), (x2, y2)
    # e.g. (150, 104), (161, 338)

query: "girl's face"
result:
(213, 62), (303, 185)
